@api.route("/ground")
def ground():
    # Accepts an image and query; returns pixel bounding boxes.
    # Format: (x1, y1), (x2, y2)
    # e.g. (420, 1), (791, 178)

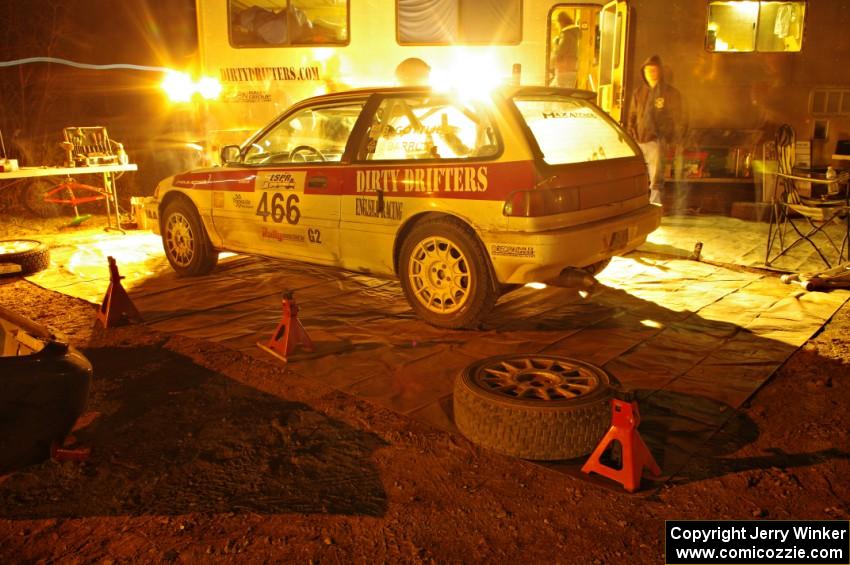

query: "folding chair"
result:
(765, 124), (850, 268)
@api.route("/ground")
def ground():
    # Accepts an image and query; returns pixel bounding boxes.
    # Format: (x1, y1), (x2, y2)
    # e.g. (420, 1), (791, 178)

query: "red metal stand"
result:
(581, 398), (661, 493)
(257, 291), (314, 362)
(96, 256), (142, 328)
(50, 442), (92, 463)
(50, 411), (100, 463)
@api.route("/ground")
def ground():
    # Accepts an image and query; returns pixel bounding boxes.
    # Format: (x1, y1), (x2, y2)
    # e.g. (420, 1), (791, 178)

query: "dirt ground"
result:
(1, 222), (849, 563)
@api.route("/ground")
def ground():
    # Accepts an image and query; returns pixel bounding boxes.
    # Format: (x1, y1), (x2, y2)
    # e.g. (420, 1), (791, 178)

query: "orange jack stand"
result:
(257, 291), (314, 362)
(581, 398), (661, 493)
(96, 256), (143, 328)
(50, 411), (99, 463)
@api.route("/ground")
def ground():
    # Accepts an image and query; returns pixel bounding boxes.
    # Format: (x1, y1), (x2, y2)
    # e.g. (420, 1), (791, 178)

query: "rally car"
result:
(149, 85), (661, 329)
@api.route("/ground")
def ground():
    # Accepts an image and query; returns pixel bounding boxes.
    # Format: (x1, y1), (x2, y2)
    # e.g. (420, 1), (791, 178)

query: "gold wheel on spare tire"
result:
(399, 216), (497, 329)
(454, 354), (614, 460)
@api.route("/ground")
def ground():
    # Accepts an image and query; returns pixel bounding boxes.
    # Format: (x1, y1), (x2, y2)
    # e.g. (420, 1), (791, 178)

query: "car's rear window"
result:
(512, 96), (637, 165)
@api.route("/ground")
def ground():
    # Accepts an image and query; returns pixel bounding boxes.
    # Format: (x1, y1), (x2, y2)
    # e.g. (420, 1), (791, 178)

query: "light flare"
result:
(161, 71), (223, 102)
(196, 76), (223, 100)
(161, 71), (194, 102)
(66, 235), (164, 280)
(430, 49), (505, 101)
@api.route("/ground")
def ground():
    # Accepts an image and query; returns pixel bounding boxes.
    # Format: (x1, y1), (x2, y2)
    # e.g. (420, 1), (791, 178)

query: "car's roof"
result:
(292, 84), (597, 106)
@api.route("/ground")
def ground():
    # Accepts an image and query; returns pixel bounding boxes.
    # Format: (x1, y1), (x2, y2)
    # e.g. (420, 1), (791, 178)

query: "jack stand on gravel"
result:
(50, 441), (91, 463)
(581, 397), (661, 493)
(97, 256), (143, 328)
(257, 290), (314, 362)
(50, 411), (99, 463)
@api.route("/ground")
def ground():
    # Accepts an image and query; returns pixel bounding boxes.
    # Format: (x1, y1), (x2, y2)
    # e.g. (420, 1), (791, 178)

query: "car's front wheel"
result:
(161, 199), (218, 276)
(399, 217), (497, 329)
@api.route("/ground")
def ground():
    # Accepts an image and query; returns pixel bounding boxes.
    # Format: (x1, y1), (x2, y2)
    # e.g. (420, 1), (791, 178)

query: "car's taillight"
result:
(503, 187), (579, 217)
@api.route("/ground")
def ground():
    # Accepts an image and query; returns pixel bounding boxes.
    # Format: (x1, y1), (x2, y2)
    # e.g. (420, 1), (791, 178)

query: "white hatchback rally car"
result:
(150, 86), (661, 328)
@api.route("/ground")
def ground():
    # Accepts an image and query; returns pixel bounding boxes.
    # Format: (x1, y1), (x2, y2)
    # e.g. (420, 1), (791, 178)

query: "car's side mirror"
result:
(220, 145), (241, 164)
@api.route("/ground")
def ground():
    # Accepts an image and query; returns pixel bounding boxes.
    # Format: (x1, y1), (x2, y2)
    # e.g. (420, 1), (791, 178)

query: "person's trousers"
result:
(638, 140), (665, 205)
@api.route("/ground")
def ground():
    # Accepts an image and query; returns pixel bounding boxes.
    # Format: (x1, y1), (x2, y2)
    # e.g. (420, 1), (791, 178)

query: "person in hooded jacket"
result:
(627, 55), (687, 206)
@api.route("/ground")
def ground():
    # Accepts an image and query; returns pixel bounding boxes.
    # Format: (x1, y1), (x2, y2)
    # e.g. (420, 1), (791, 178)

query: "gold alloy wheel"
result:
(164, 212), (196, 268)
(408, 235), (471, 315)
(473, 355), (604, 402)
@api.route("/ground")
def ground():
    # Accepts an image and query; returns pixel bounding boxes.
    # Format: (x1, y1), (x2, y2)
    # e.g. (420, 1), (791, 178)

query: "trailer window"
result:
(706, 1), (805, 52)
(361, 96), (500, 161)
(811, 89), (850, 116)
(229, 1), (349, 47)
(397, 0), (522, 45)
(513, 96), (636, 165)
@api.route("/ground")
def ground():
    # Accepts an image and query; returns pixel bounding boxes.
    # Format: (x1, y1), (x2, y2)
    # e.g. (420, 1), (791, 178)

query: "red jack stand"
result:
(50, 442), (92, 463)
(96, 256), (143, 328)
(257, 291), (314, 362)
(581, 398), (661, 493)
(50, 411), (100, 463)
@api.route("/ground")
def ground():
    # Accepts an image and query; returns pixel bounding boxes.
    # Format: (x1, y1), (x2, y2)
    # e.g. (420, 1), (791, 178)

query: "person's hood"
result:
(640, 54), (664, 85)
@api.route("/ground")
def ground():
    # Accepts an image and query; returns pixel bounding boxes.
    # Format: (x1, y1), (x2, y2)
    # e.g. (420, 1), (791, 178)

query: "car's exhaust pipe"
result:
(544, 267), (598, 290)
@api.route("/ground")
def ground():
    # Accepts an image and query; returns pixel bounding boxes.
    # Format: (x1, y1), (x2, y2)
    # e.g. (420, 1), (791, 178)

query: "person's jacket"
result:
(628, 55), (686, 144)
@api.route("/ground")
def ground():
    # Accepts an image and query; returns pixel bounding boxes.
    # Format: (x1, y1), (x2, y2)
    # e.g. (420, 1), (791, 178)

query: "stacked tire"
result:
(454, 355), (614, 460)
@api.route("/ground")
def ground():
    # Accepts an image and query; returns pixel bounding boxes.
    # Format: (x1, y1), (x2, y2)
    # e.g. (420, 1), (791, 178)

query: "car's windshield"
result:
(243, 102), (364, 165)
(512, 95), (637, 165)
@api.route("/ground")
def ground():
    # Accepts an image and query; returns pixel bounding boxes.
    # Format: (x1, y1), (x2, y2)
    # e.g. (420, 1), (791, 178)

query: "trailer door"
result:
(597, 0), (629, 123)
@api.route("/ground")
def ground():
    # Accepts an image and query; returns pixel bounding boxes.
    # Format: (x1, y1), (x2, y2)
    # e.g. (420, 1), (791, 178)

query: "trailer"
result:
(173, 0), (849, 208)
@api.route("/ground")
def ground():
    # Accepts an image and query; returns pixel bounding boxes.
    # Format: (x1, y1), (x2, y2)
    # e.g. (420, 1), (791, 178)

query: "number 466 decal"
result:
(256, 192), (301, 225)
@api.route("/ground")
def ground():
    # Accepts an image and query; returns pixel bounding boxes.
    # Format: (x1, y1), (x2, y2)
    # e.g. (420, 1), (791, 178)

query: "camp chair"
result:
(765, 124), (850, 268)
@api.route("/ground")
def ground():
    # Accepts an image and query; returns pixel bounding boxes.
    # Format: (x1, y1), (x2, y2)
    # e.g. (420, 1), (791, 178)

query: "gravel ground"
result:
(0, 248), (848, 563)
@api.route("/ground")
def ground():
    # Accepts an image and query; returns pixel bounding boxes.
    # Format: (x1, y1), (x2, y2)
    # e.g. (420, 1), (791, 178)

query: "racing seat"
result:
(765, 124), (850, 268)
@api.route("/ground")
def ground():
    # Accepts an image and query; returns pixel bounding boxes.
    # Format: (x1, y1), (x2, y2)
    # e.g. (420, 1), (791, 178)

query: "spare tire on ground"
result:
(453, 354), (614, 460)
(0, 239), (50, 276)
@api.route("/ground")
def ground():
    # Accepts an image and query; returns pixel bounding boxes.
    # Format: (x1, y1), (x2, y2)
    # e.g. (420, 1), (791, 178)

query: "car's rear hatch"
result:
(505, 90), (651, 228)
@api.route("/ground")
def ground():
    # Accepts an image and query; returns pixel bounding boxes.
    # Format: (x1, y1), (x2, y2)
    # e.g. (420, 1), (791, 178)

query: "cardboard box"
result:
(0, 159), (19, 172)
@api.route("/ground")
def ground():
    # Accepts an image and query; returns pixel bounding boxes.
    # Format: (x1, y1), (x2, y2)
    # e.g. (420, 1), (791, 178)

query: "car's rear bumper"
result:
(482, 204), (662, 284)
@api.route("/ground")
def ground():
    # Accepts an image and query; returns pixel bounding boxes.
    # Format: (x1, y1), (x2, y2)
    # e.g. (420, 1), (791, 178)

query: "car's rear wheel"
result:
(399, 216), (497, 329)
(161, 199), (218, 276)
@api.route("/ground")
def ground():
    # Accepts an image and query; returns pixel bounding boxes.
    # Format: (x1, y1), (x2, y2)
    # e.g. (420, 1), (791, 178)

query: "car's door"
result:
(597, 0), (630, 123)
(339, 92), (502, 275)
(212, 98), (367, 265)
